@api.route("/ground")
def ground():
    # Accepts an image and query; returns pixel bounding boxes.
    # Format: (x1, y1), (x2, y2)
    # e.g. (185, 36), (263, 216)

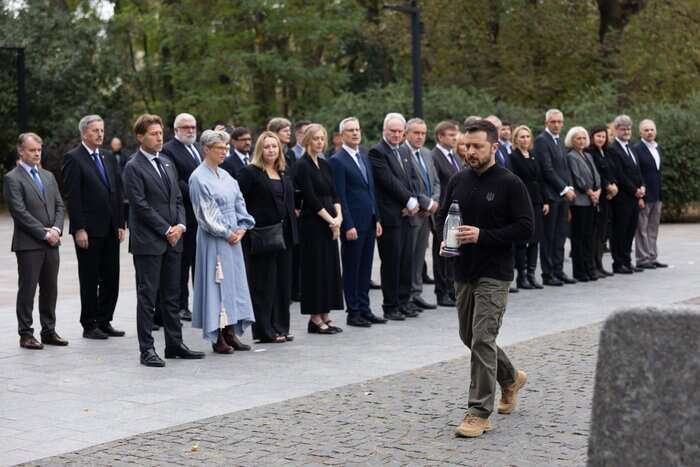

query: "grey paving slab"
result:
(0, 212), (698, 465)
(25, 323), (602, 466)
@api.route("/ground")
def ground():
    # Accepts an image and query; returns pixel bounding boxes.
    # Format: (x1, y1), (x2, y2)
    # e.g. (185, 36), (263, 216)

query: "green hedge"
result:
(311, 83), (700, 220)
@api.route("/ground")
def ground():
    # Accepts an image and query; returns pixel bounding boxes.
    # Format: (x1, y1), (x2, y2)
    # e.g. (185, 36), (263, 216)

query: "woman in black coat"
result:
(508, 125), (549, 290)
(238, 131), (299, 343)
(293, 124), (344, 334)
(588, 124), (618, 277)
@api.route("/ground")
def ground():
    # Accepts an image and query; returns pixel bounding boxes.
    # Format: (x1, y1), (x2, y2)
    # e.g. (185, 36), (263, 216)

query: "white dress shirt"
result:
(642, 139), (661, 170)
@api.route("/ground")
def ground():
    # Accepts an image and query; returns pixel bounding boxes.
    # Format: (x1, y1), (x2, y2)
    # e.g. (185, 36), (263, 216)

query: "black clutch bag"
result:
(247, 222), (286, 255)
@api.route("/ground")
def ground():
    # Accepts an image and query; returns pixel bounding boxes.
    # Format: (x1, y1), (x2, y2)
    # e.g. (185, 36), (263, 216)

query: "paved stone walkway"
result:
(24, 323), (600, 466)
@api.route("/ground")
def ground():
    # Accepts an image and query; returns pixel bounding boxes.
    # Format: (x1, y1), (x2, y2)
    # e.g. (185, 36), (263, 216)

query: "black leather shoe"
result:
(574, 275), (590, 282)
(632, 266), (644, 272)
(140, 348), (165, 367)
(639, 262), (656, 269)
(437, 295), (456, 307)
(384, 310), (406, 321)
(526, 274), (543, 289)
(598, 268), (614, 277)
(99, 323), (125, 337)
(413, 296), (437, 309)
(164, 343), (206, 359)
(422, 274), (435, 284)
(41, 332), (69, 346)
(308, 320), (337, 334)
(516, 276), (534, 290)
(509, 287), (519, 293)
(613, 265), (633, 274)
(19, 335), (43, 350)
(152, 324), (161, 331)
(401, 308), (419, 318)
(347, 315), (372, 327)
(653, 261), (668, 268)
(180, 309), (193, 321)
(404, 302), (423, 313)
(370, 280), (382, 290)
(83, 327), (109, 340)
(363, 313), (387, 324)
(555, 273), (577, 284)
(543, 276), (564, 286)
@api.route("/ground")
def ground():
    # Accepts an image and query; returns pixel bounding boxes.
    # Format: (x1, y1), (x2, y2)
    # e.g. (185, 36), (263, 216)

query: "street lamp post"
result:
(1, 46), (28, 132)
(384, 1), (423, 118)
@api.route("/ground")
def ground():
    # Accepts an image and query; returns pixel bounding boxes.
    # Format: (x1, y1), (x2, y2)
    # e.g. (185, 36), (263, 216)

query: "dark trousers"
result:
(16, 248), (59, 337)
(133, 249), (183, 352)
(592, 198), (610, 270)
(570, 206), (596, 278)
(540, 200), (569, 278)
(377, 219), (415, 313)
(291, 244), (301, 299)
(514, 242), (538, 274)
(248, 248), (292, 341)
(432, 226), (455, 299)
(179, 224), (197, 311)
(456, 278), (516, 418)
(75, 230), (120, 329)
(611, 196), (639, 269)
(341, 227), (376, 316)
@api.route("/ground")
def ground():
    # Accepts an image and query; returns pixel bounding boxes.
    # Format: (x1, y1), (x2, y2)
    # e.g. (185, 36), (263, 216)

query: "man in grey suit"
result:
(122, 114), (205, 367)
(401, 118), (440, 310)
(4, 133), (68, 349)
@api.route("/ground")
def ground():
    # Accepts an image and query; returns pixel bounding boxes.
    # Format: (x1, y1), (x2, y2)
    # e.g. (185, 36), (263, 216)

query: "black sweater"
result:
(436, 164), (534, 282)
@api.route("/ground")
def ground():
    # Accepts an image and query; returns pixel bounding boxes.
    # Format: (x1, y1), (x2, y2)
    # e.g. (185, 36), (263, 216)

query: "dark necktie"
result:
(625, 144), (637, 165)
(91, 152), (110, 188)
(414, 151), (431, 197)
(448, 152), (460, 171)
(153, 157), (170, 193)
(186, 145), (200, 163)
(243, 153), (250, 165)
(30, 167), (45, 194)
(392, 148), (405, 172)
(355, 152), (368, 183)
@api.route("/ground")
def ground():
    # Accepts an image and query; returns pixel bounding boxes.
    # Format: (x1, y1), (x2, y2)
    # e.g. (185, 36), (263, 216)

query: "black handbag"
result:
(247, 222), (286, 255)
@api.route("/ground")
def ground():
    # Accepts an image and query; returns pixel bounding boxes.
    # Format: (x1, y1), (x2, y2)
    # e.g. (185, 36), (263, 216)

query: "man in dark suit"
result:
(535, 109), (577, 286)
(608, 115), (646, 274)
(220, 127), (252, 179)
(485, 115), (510, 170)
(122, 114), (205, 367)
(160, 113), (203, 322)
(400, 118), (439, 310)
(109, 137), (129, 171)
(634, 119), (667, 269)
(4, 133), (68, 349)
(329, 117), (386, 328)
(369, 113), (428, 320)
(431, 120), (461, 306)
(62, 115), (126, 340)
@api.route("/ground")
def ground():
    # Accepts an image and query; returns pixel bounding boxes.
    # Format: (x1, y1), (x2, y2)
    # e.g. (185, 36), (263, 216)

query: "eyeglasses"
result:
(236, 137), (252, 142)
(177, 125), (197, 131)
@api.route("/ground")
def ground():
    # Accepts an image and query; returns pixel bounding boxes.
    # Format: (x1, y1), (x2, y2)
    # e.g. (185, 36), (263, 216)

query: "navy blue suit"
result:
(329, 147), (379, 318)
(634, 142), (662, 203)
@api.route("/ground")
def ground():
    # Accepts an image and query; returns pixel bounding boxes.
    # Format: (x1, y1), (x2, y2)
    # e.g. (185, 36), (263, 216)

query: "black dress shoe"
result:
(325, 320), (343, 333)
(19, 335), (43, 350)
(509, 287), (519, 293)
(637, 262), (656, 269)
(437, 295), (456, 307)
(653, 261), (668, 268)
(526, 274), (543, 289)
(613, 265), (633, 274)
(83, 327), (109, 340)
(140, 348), (165, 367)
(41, 332), (69, 346)
(347, 315), (372, 327)
(555, 273), (577, 284)
(400, 308), (419, 318)
(543, 276), (564, 286)
(598, 268), (614, 277)
(384, 310), (406, 321)
(164, 343), (206, 359)
(422, 274), (435, 284)
(573, 275), (590, 282)
(369, 280), (382, 290)
(99, 323), (125, 337)
(180, 309), (193, 321)
(363, 313), (387, 324)
(632, 266), (644, 272)
(404, 302), (423, 313)
(412, 296), (437, 309)
(152, 324), (161, 331)
(308, 320), (337, 334)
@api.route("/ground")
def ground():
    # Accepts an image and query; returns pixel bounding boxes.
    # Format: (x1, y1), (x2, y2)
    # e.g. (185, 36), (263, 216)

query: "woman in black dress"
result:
(508, 125), (549, 290)
(588, 124), (618, 277)
(238, 131), (299, 344)
(293, 124), (344, 334)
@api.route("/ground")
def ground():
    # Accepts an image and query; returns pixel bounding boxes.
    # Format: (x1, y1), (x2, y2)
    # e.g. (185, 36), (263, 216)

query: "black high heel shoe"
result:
(308, 320), (336, 334)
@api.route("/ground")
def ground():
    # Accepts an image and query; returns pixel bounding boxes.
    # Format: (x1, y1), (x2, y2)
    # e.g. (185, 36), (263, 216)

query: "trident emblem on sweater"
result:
(486, 192), (495, 201)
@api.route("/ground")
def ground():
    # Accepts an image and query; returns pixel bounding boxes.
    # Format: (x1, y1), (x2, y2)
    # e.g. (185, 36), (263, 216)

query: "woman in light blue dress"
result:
(189, 130), (255, 354)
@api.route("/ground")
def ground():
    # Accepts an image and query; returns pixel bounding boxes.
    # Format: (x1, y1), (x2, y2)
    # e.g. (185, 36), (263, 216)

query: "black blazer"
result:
(368, 139), (421, 228)
(634, 141), (662, 203)
(220, 153), (246, 179)
(608, 139), (643, 200)
(431, 147), (460, 206)
(509, 148), (546, 206)
(237, 164), (299, 246)
(62, 144), (124, 236)
(122, 151), (186, 255)
(534, 131), (573, 202)
(588, 144), (617, 192)
(160, 138), (202, 226)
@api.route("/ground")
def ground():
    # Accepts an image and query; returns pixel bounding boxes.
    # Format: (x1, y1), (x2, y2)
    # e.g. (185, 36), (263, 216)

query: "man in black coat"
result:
(62, 115), (126, 339)
(220, 126), (252, 179)
(160, 113), (203, 321)
(608, 115), (646, 274)
(534, 109), (577, 286)
(122, 114), (205, 367)
(369, 113), (429, 321)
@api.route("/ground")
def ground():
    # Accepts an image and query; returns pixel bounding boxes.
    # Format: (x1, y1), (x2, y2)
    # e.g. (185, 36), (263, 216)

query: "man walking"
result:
(5, 133), (68, 349)
(437, 119), (532, 438)
(122, 114), (205, 367)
